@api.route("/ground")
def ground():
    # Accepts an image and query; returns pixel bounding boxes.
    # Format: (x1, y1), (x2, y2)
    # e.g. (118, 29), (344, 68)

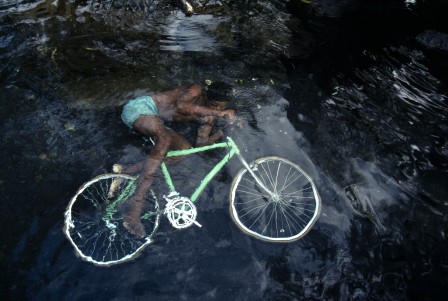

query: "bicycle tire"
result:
(229, 156), (321, 242)
(64, 173), (161, 266)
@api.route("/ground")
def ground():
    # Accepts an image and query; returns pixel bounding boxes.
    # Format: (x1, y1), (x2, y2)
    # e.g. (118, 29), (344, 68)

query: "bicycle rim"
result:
(64, 174), (161, 266)
(230, 157), (321, 242)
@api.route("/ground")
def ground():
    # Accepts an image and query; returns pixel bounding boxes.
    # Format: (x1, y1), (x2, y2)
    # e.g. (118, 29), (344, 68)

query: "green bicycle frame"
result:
(109, 136), (272, 219)
(117, 136), (273, 221)
(160, 136), (241, 203)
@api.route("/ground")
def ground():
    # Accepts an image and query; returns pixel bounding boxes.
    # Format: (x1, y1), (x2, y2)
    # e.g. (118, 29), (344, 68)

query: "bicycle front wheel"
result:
(64, 174), (161, 266)
(230, 157), (321, 242)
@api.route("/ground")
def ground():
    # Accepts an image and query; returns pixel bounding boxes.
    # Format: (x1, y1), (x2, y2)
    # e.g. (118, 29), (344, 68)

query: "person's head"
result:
(206, 82), (233, 103)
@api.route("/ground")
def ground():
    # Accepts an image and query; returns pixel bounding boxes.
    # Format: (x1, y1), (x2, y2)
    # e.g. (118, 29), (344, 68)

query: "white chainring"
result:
(164, 194), (202, 229)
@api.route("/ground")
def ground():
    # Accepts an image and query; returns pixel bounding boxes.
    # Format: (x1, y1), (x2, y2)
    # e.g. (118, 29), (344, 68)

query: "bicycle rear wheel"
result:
(64, 174), (161, 266)
(230, 157), (321, 242)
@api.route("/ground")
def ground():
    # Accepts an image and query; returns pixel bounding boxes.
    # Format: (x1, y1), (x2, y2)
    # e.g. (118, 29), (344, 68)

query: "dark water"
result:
(1, 0), (447, 300)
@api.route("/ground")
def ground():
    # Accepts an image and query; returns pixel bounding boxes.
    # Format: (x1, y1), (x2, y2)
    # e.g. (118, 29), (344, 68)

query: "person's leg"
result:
(196, 128), (224, 147)
(195, 101), (229, 146)
(116, 161), (144, 175)
(195, 114), (227, 147)
(115, 126), (191, 175)
(122, 116), (171, 236)
(122, 116), (191, 237)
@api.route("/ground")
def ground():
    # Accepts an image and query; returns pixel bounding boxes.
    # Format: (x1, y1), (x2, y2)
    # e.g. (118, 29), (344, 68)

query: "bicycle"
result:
(64, 136), (321, 266)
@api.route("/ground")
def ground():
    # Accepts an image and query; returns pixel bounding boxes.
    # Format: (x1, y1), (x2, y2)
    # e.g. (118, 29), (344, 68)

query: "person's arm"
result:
(195, 116), (225, 147)
(174, 86), (235, 122)
(196, 116), (213, 146)
(177, 102), (235, 123)
(177, 101), (218, 116)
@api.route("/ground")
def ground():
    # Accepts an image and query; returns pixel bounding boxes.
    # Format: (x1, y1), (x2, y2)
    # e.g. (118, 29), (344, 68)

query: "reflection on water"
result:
(309, 42), (448, 299)
(1, 0), (448, 300)
(160, 14), (222, 52)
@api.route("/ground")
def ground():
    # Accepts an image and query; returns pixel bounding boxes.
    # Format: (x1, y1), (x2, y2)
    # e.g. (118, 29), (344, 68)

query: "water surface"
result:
(1, 0), (447, 300)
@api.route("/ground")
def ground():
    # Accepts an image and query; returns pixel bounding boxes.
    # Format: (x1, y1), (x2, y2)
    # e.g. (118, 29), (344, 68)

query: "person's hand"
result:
(200, 115), (215, 125)
(218, 109), (236, 124)
(234, 116), (243, 129)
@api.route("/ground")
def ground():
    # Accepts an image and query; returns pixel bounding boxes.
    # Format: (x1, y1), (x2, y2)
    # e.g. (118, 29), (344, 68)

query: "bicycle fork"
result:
(235, 153), (275, 196)
(225, 136), (274, 196)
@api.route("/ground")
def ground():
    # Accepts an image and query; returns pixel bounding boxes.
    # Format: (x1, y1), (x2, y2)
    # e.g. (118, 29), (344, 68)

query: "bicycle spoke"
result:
(279, 202), (312, 230)
(260, 203), (277, 235)
(275, 162), (281, 194)
(246, 202), (271, 230)
(278, 196), (316, 209)
(249, 167), (272, 192)
(237, 201), (270, 220)
(237, 182), (266, 196)
(279, 193), (314, 200)
(280, 208), (296, 237)
(278, 171), (304, 195)
(260, 162), (276, 191)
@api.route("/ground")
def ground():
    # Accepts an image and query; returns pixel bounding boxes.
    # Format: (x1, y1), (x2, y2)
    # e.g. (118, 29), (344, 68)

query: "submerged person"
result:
(115, 82), (235, 237)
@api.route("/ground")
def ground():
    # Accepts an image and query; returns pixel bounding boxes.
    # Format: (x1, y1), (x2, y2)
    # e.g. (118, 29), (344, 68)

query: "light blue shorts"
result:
(121, 96), (159, 128)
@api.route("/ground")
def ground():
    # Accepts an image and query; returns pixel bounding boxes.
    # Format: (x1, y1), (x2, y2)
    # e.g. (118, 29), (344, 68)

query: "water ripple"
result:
(160, 14), (222, 52)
